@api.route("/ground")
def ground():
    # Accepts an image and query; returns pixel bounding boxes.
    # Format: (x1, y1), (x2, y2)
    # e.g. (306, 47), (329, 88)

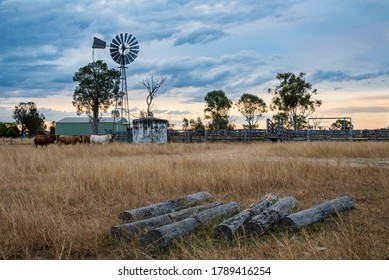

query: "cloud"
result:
(0, 106), (14, 122)
(174, 28), (226, 46)
(325, 106), (389, 114)
(166, 110), (192, 115)
(311, 70), (389, 83)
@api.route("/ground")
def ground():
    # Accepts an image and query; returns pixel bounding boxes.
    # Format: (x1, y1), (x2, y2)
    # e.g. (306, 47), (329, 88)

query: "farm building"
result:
(56, 117), (128, 136)
(132, 117), (168, 144)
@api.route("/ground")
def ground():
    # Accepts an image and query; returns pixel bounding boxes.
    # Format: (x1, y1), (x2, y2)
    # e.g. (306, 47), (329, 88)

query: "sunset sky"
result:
(0, 0), (388, 129)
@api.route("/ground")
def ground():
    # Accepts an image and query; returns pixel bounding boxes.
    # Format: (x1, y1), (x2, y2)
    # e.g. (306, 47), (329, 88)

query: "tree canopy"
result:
(0, 122), (19, 138)
(204, 90), (232, 130)
(268, 72), (322, 130)
(12, 102), (46, 136)
(72, 60), (121, 134)
(331, 119), (353, 130)
(235, 93), (267, 129)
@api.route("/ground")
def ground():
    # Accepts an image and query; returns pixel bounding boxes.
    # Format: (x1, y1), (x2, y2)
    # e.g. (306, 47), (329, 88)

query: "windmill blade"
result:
(125, 34), (133, 44)
(113, 54), (122, 64)
(124, 33), (128, 43)
(111, 37), (120, 47)
(120, 33), (124, 44)
(110, 42), (119, 49)
(126, 52), (136, 63)
(128, 36), (137, 46)
(130, 45), (139, 52)
(115, 35), (122, 44)
(129, 47), (139, 56)
(110, 50), (120, 59)
(129, 47), (138, 55)
(125, 55), (131, 65)
(110, 49), (121, 63)
(129, 51), (139, 58)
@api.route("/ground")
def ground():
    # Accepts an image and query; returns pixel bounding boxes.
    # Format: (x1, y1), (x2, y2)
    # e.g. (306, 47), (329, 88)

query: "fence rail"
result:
(167, 128), (389, 143)
(168, 129), (267, 143)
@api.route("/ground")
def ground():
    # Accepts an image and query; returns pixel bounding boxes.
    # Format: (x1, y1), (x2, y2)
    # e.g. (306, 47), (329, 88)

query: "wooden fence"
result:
(167, 128), (389, 143)
(168, 129), (267, 143)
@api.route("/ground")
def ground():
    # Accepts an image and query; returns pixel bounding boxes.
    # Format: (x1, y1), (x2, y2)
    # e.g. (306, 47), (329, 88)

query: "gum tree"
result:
(268, 72), (322, 130)
(235, 93), (267, 129)
(12, 102), (46, 136)
(204, 90), (232, 130)
(73, 60), (120, 134)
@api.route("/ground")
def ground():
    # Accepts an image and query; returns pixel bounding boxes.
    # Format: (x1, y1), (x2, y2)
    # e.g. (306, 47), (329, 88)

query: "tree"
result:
(189, 117), (205, 131)
(235, 93), (267, 129)
(331, 119), (353, 130)
(0, 122), (19, 138)
(182, 118), (189, 130)
(268, 72), (322, 130)
(12, 102), (46, 136)
(204, 90), (232, 130)
(49, 121), (56, 135)
(140, 76), (167, 117)
(72, 60), (120, 134)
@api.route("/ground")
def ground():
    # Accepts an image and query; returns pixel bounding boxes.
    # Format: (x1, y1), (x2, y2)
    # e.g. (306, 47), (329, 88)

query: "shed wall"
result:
(56, 119), (127, 136)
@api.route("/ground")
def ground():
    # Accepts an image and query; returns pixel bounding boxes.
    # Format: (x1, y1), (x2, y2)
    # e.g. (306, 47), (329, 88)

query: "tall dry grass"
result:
(0, 140), (388, 259)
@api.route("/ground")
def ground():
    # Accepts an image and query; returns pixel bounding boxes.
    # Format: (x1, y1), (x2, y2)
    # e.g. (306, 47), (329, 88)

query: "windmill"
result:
(92, 33), (139, 130)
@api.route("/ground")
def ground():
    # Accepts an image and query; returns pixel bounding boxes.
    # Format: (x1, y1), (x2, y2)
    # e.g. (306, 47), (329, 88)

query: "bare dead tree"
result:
(140, 76), (167, 117)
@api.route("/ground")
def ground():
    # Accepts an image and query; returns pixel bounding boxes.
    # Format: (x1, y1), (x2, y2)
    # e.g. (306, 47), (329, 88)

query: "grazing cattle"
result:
(33, 135), (51, 148)
(82, 135), (90, 144)
(90, 134), (112, 144)
(58, 135), (81, 145)
(48, 134), (57, 143)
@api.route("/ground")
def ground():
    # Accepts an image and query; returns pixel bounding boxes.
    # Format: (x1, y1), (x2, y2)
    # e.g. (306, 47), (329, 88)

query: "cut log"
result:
(195, 201), (241, 225)
(111, 201), (222, 238)
(280, 196), (354, 232)
(119, 191), (212, 222)
(245, 196), (297, 236)
(141, 201), (240, 248)
(141, 217), (198, 248)
(213, 193), (279, 240)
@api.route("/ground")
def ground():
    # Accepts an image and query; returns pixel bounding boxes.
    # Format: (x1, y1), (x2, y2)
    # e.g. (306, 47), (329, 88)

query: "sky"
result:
(0, 0), (388, 129)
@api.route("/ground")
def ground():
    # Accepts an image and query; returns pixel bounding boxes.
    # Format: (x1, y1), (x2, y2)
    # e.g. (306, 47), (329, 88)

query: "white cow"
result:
(90, 134), (112, 144)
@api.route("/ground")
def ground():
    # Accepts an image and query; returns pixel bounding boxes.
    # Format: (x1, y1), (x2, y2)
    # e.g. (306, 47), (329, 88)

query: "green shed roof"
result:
(57, 117), (127, 123)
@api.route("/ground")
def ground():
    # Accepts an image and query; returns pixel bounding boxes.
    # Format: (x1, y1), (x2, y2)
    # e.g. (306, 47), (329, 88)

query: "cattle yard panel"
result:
(104, 126), (389, 143)
(168, 129), (267, 143)
(166, 128), (389, 143)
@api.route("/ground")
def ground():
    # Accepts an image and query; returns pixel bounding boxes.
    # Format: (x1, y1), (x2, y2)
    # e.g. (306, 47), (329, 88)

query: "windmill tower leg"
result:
(119, 63), (130, 128)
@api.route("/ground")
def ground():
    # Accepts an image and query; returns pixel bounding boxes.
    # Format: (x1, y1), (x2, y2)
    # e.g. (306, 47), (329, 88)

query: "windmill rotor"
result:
(109, 33), (139, 65)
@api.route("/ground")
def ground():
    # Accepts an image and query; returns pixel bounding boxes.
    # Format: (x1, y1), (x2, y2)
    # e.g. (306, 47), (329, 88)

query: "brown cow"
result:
(58, 135), (81, 145)
(48, 134), (57, 143)
(81, 135), (90, 144)
(33, 135), (51, 148)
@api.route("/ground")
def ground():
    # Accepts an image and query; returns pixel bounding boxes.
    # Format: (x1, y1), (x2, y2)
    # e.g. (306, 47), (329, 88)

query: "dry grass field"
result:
(0, 138), (388, 260)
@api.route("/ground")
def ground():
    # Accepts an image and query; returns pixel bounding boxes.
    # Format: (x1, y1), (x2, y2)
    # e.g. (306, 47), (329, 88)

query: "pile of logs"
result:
(110, 191), (355, 248)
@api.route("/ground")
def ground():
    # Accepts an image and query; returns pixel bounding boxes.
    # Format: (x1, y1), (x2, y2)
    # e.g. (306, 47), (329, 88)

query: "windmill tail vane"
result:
(92, 37), (107, 49)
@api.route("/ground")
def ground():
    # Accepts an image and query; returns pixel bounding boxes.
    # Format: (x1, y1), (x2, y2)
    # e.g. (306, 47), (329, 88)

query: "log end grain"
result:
(213, 224), (234, 240)
(244, 221), (265, 236)
(278, 217), (298, 232)
(140, 230), (165, 248)
(110, 225), (122, 239)
(119, 211), (133, 223)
